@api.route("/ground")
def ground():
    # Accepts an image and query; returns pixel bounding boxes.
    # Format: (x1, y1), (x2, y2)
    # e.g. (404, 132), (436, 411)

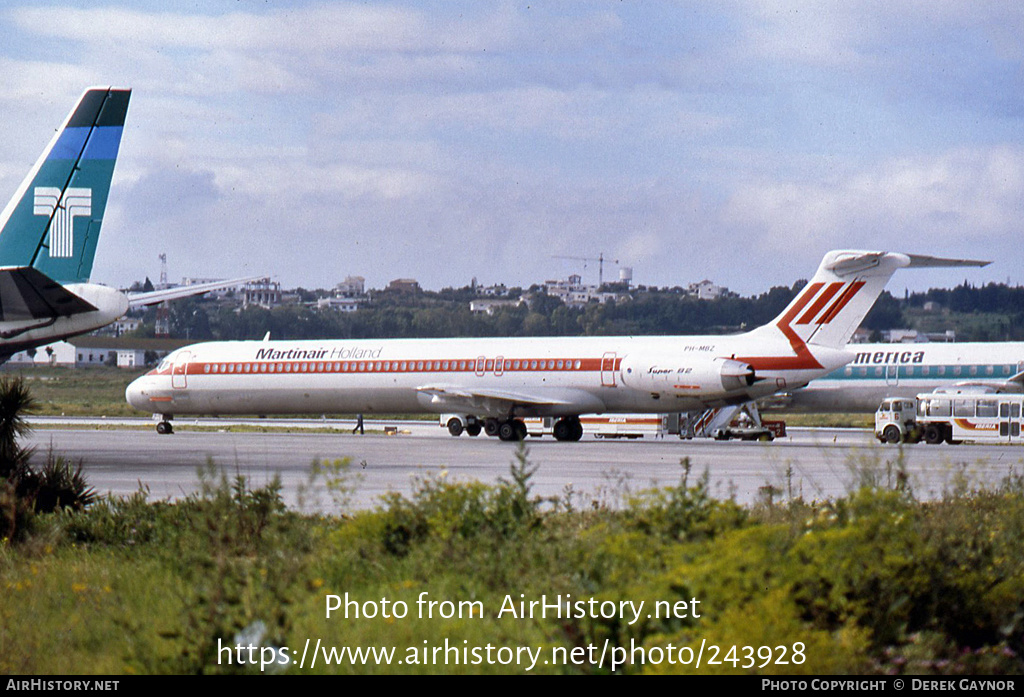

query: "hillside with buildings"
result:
(8, 270), (1024, 370)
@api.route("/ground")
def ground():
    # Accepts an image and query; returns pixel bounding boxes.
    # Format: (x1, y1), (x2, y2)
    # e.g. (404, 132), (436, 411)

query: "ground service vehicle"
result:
(876, 391), (1024, 445)
(874, 397), (921, 444)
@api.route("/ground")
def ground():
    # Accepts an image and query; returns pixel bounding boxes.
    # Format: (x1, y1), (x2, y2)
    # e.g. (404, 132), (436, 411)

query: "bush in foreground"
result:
(1, 449), (1022, 674)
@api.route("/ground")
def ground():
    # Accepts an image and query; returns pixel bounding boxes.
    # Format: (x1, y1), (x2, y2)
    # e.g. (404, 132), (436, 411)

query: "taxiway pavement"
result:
(25, 420), (1024, 513)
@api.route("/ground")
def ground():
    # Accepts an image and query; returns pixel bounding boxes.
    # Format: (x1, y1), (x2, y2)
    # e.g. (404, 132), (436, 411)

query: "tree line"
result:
(129, 281), (1024, 343)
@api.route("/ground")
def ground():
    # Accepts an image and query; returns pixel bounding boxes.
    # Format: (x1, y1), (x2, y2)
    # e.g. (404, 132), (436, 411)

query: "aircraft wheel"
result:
(883, 425), (902, 445)
(484, 418), (500, 437)
(156, 421), (174, 435)
(514, 419), (528, 441)
(553, 417), (584, 442)
(466, 423), (481, 437)
(447, 418), (464, 437)
(498, 420), (521, 441)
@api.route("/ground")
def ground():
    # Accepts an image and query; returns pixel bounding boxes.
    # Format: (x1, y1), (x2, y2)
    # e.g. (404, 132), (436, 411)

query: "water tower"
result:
(619, 266), (633, 288)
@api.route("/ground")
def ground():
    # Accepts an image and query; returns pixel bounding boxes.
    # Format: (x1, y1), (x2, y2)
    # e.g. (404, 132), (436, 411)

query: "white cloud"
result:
(11, 4), (432, 53)
(0, 58), (98, 101)
(4, 2), (1022, 294)
(724, 146), (1024, 264)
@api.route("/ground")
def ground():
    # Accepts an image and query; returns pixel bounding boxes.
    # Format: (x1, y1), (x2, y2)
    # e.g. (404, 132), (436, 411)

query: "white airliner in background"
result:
(769, 341), (1024, 412)
(0, 87), (258, 363)
(126, 250), (987, 437)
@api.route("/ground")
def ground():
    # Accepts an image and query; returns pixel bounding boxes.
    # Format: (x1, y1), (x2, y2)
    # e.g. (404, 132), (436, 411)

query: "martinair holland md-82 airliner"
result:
(126, 250), (987, 438)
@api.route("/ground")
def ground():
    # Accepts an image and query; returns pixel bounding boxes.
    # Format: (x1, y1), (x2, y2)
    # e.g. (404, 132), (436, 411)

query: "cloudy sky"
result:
(1, 1), (1021, 296)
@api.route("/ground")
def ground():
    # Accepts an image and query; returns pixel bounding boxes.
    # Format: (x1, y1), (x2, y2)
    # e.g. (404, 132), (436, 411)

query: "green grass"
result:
(3, 365), (141, 417)
(2, 452), (1023, 675)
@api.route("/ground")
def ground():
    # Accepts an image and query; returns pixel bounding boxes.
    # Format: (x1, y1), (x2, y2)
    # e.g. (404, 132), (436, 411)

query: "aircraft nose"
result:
(125, 375), (152, 411)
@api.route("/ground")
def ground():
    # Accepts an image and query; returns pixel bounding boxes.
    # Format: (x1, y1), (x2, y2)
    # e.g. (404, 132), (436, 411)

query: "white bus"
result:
(878, 392), (1024, 445)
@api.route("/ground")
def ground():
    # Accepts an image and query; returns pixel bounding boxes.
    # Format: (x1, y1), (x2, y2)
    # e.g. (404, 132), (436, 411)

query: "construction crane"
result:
(155, 253), (170, 337)
(552, 253), (619, 286)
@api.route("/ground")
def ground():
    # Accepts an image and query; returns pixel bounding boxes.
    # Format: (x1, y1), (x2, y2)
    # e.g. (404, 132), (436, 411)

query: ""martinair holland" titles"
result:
(254, 346), (384, 361)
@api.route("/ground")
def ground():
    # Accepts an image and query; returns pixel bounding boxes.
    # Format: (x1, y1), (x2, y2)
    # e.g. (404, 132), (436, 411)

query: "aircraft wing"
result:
(952, 372), (1024, 393)
(0, 266), (97, 321)
(127, 276), (264, 308)
(416, 384), (606, 416)
(419, 385), (575, 406)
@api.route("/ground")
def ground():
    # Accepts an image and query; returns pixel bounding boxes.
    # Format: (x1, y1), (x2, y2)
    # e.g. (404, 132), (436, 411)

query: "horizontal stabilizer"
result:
(127, 275), (265, 308)
(905, 254), (991, 269)
(0, 266), (96, 321)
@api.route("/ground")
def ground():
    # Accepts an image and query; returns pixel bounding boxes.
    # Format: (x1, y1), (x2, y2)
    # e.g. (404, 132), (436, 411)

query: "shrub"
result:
(625, 459), (747, 541)
(378, 444), (542, 555)
(19, 451), (96, 514)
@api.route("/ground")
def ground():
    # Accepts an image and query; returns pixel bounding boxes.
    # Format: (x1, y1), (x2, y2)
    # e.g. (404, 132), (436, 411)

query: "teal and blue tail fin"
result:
(0, 87), (131, 285)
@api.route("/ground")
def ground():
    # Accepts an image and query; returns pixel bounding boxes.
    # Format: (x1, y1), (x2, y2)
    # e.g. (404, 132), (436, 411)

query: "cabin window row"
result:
(200, 358), (587, 374)
(843, 364), (1012, 378)
(920, 399), (1023, 419)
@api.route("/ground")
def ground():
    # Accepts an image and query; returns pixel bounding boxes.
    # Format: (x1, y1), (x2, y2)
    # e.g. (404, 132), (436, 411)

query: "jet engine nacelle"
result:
(620, 353), (757, 397)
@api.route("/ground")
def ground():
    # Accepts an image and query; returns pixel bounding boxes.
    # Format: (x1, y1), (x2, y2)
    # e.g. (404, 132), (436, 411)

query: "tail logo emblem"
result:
(33, 186), (92, 258)
(791, 281), (866, 327)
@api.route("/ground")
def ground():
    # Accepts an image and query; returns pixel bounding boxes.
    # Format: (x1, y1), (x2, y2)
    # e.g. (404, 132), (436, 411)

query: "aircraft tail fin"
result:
(757, 251), (989, 351)
(0, 87), (131, 285)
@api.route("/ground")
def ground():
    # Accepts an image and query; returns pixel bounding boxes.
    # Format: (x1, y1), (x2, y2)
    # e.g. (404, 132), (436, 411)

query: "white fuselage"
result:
(776, 342), (1024, 412)
(126, 334), (852, 418)
(0, 283), (129, 355)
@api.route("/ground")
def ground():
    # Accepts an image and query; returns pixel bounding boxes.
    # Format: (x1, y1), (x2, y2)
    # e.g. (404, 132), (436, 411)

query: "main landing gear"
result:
(454, 414), (584, 442)
(552, 416), (583, 442)
(483, 417), (529, 442)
